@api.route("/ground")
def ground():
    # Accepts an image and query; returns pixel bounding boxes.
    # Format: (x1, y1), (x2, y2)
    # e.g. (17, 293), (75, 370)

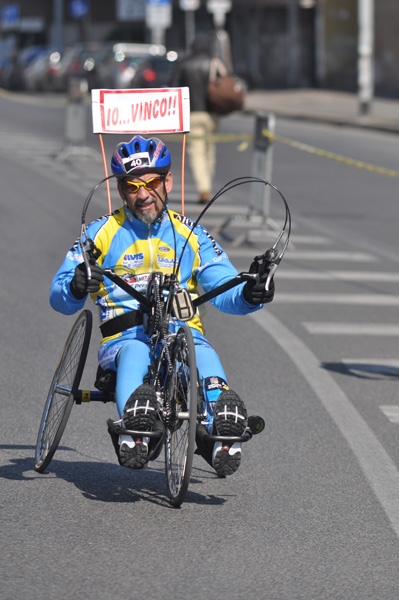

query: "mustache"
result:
(136, 198), (154, 206)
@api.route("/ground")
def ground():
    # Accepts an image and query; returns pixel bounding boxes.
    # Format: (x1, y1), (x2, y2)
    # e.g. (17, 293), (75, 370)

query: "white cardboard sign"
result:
(91, 87), (190, 134)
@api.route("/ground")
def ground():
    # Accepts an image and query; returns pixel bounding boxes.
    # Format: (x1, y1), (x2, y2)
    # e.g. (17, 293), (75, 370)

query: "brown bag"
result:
(207, 58), (245, 116)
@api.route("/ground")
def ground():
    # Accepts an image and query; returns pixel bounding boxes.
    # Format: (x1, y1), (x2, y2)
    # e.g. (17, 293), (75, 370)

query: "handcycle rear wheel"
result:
(165, 325), (198, 507)
(34, 310), (92, 472)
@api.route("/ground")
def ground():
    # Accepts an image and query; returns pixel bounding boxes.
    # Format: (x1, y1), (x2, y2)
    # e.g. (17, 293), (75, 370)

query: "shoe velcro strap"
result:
(100, 310), (143, 338)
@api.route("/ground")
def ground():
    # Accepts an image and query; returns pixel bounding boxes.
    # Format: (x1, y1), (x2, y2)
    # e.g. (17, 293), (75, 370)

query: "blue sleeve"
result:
(50, 236), (87, 315)
(50, 214), (110, 314)
(195, 226), (262, 315)
(50, 260), (87, 315)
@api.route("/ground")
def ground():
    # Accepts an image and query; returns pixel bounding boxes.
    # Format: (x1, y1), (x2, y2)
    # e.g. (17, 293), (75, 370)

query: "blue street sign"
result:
(69, 0), (89, 19)
(146, 0), (171, 5)
(1, 4), (20, 26)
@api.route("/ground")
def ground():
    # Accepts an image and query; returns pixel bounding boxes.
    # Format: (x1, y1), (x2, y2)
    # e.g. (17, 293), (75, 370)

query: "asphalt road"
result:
(1, 91), (399, 600)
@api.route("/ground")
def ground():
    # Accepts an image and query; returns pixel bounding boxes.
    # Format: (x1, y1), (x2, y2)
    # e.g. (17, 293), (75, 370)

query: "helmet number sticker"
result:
(123, 152), (150, 173)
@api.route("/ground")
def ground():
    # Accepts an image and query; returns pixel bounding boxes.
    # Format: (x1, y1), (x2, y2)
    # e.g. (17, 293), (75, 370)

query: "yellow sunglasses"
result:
(122, 176), (164, 193)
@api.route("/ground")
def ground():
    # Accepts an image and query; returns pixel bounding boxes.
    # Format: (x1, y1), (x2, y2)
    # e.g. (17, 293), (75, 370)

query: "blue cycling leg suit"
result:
(98, 327), (227, 430)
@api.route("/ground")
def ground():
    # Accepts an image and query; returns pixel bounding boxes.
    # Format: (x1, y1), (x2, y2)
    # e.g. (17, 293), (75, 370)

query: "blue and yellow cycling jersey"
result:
(50, 204), (261, 342)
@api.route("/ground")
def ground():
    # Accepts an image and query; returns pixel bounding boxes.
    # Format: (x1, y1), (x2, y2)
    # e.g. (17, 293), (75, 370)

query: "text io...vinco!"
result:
(106, 96), (178, 128)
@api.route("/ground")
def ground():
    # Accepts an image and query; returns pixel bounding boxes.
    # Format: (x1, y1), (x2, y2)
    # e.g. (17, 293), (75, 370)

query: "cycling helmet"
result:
(111, 135), (171, 179)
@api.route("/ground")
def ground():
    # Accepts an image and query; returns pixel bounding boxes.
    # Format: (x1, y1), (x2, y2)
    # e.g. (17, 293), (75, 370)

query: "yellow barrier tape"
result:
(164, 130), (399, 177)
(263, 129), (399, 178)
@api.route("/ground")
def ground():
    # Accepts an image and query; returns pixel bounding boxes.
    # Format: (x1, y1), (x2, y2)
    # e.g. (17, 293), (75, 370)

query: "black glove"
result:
(243, 272), (275, 305)
(70, 263), (104, 299)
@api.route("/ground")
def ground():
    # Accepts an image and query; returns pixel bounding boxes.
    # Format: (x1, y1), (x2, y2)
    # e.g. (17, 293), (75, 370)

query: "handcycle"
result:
(34, 176), (291, 507)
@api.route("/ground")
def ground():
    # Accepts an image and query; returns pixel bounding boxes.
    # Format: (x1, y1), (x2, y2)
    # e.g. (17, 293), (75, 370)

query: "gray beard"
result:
(131, 206), (164, 225)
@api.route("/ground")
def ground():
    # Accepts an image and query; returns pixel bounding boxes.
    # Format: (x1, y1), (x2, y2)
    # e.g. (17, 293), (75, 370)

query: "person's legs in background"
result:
(188, 112), (218, 203)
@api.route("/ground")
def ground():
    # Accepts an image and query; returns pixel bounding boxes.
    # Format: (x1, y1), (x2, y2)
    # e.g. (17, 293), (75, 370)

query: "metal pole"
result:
(151, 26), (166, 45)
(251, 112), (275, 221)
(185, 10), (195, 51)
(358, 0), (374, 115)
(53, 0), (64, 51)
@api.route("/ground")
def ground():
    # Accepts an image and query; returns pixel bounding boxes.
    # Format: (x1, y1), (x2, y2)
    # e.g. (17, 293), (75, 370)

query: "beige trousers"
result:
(187, 112), (218, 196)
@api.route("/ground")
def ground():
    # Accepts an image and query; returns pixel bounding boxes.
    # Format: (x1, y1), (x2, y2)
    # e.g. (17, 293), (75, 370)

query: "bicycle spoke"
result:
(165, 326), (197, 506)
(35, 311), (91, 472)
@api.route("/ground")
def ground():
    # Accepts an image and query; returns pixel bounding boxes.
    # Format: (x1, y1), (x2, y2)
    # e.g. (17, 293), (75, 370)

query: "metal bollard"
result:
(250, 111), (275, 220)
(56, 77), (92, 161)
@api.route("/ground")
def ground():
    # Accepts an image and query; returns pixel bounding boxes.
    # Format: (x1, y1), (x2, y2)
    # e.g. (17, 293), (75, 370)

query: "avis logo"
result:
(123, 252), (144, 269)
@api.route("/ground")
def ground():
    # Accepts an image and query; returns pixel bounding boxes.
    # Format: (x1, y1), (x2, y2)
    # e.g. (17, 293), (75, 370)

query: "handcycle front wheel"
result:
(165, 325), (198, 507)
(34, 310), (92, 472)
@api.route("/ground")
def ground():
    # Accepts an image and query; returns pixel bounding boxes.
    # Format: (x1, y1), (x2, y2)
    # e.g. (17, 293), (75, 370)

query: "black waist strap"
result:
(100, 311), (143, 338)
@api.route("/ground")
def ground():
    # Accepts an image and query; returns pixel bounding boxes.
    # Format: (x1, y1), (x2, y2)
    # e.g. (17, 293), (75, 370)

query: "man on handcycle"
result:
(50, 136), (274, 477)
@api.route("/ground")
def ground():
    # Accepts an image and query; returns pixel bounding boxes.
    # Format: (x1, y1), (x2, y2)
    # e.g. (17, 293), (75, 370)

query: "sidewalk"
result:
(1, 85), (398, 134)
(244, 88), (399, 134)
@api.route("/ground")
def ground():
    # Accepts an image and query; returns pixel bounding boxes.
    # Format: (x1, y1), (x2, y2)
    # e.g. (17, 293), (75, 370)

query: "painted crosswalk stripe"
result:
(277, 270), (399, 282)
(167, 201), (247, 214)
(340, 359), (399, 378)
(303, 323), (399, 335)
(226, 249), (379, 260)
(342, 358), (399, 370)
(284, 250), (378, 262)
(380, 407), (399, 423)
(276, 293), (399, 305)
(247, 232), (332, 244)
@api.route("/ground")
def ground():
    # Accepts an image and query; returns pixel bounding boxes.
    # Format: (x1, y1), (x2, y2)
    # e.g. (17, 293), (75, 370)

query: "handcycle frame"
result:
(34, 175), (290, 507)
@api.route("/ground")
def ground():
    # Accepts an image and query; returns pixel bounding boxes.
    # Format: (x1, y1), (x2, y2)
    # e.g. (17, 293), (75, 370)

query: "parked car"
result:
(128, 51), (179, 89)
(89, 42), (166, 89)
(0, 53), (13, 88)
(23, 48), (65, 92)
(51, 42), (102, 92)
(1, 45), (45, 90)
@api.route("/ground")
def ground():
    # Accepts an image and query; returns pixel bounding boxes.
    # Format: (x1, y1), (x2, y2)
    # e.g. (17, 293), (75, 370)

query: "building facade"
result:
(0, 0), (397, 96)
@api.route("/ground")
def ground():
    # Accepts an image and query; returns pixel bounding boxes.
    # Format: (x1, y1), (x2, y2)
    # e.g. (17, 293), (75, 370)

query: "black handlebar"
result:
(99, 266), (254, 312)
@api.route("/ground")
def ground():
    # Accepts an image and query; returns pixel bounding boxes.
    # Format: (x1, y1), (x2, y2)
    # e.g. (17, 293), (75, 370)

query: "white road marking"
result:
(226, 249), (378, 261)
(169, 199), (248, 214)
(342, 358), (399, 370)
(277, 270), (399, 282)
(284, 250), (378, 262)
(276, 293), (399, 305)
(341, 358), (399, 377)
(380, 407), (399, 423)
(303, 323), (399, 335)
(247, 232), (332, 244)
(340, 359), (399, 379)
(251, 309), (399, 539)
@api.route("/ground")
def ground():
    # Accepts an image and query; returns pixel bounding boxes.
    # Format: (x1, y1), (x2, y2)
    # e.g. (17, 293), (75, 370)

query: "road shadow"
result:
(0, 444), (227, 507)
(321, 362), (399, 381)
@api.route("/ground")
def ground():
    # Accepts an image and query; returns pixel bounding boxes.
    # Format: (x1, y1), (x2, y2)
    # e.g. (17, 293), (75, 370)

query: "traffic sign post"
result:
(68, 0), (89, 19)
(206, 0), (231, 27)
(179, 0), (200, 50)
(210, 112), (278, 247)
(179, 0), (200, 8)
(145, 0), (172, 45)
(1, 4), (20, 29)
